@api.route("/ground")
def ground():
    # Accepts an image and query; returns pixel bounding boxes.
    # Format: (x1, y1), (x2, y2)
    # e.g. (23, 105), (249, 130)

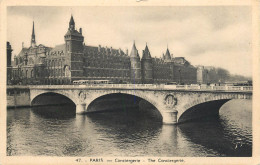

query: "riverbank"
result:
(7, 86), (30, 108)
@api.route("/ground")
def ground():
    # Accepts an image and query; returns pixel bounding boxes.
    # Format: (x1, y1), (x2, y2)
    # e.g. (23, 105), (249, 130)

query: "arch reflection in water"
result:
(75, 109), (164, 156)
(31, 105), (76, 119)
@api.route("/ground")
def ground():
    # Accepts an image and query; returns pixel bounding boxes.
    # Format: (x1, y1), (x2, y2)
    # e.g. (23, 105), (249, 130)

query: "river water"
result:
(7, 99), (252, 157)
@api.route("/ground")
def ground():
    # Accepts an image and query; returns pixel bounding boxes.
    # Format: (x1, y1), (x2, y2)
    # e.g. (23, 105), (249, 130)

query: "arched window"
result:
(55, 69), (57, 77)
(31, 70), (34, 78)
(26, 70), (28, 78)
(36, 70), (39, 78)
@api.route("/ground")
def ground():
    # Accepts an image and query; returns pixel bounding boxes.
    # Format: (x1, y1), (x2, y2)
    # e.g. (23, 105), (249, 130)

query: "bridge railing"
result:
(9, 84), (252, 92)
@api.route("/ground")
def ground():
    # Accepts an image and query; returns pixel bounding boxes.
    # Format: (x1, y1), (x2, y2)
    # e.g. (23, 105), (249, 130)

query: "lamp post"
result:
(178, 68), (182, 85)
(206, 70), (209, 85)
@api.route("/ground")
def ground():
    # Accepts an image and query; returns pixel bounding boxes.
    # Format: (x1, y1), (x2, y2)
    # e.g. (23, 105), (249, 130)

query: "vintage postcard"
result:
(0, 0), (259, 164)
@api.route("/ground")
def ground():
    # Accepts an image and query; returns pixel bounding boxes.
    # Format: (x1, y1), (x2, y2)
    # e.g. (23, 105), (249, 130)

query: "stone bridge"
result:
(28, 84), (252, 124)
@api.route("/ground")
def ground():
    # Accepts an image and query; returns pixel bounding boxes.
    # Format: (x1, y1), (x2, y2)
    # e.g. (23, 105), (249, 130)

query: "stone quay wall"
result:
(7, 86), (31, 108)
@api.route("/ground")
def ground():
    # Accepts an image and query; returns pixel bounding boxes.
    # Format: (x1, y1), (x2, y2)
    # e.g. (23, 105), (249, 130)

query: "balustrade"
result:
(8, 84), (252, 92)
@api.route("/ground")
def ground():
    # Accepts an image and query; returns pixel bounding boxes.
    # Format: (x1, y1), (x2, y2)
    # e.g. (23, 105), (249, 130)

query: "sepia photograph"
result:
(1, 0), (259, 164)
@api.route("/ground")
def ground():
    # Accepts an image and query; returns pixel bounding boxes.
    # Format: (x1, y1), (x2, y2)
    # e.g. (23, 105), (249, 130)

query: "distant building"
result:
(10, 16), (199, 85)
(7, 42), (13, 84)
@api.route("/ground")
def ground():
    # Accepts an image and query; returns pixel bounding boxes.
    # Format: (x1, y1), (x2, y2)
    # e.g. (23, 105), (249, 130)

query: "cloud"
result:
(7, 6), (252, 77)
(189, 50), (252, 77)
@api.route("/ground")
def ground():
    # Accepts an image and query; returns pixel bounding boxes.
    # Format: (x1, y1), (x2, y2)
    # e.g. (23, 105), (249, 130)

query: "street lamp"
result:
(178, 68), (182, 85)
(206, 70), (209, 85)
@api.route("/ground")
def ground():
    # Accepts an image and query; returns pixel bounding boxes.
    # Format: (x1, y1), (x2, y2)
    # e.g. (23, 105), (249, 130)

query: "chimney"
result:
(105, 46), (108, 55)
(79, 28), (82, 34)
(98, 45), (101, 52)
(126, 48), (128, 55)
(22, 42), (24, 48)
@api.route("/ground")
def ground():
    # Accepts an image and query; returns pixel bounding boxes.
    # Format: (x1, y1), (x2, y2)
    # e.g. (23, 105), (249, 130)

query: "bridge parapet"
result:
(23, 84), (253, 92)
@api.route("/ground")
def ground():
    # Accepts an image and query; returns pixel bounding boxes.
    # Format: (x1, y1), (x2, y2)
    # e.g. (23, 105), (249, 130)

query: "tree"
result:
(216, 68), (230, 82)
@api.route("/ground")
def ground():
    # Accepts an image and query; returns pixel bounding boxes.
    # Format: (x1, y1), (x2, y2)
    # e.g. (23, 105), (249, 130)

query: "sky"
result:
(7, 6), (252, 77)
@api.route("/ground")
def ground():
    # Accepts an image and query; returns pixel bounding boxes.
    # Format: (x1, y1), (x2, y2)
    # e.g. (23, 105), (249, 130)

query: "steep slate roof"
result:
(142, 44), (151, 59)
(84, 45), (125, 56)
(69, 15), (75, 26)
(65, 29), (82, 36)
(17, 48), (29, 57)
(49, 44), (65, 52)
(47, 44), (65, 56)
(164, 48), (171, 60)
(130, 42), (140, 58)
(173, 57), (190, 66)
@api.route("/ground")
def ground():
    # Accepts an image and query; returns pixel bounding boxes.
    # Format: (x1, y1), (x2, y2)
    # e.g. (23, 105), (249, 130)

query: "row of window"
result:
(85, 51), (126, 57)
(46, 58), (65, 68)
(12, 69), (39, 79)
(84, 69), (130, 78)
(85, 56), (129, 63)
(84, 62), (130, 69)
(45, 68), (65, 77)
(46, 51), (65, 56)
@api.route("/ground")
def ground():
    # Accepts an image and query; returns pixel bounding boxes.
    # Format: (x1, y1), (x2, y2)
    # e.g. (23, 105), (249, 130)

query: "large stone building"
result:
(9, 16), (200, 85)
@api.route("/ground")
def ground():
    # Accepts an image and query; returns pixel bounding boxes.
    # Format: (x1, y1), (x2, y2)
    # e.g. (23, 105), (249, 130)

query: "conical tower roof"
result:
(69, 15), (75, 26)
(130, 41), (140, 58)
(165, 47), (171, 60)
(142, 43), (151, 59)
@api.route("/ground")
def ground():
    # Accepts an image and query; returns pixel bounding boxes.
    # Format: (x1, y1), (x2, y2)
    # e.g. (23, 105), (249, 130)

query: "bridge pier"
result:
(76, 103), (86, 114)
(162, 110), (178, 125)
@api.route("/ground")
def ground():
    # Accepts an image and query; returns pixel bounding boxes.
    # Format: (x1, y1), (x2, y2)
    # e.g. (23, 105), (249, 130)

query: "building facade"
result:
(10, 16), (201, 85)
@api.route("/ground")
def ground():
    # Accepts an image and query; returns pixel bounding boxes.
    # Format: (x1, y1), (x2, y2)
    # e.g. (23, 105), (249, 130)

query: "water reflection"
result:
(7, 99), (252, 157)
(179, 117), (250, 156)
(31, 105), (76, 119)
(77, 109), (164, 156)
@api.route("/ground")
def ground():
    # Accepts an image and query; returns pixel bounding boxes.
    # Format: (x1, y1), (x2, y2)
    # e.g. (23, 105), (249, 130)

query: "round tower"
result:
(141, 43), (153, 84)
(130, 41), (141, 84)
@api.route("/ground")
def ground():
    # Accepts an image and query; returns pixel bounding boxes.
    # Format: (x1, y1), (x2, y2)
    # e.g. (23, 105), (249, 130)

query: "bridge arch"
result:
(83, 90), (162, 115)
(31, 92), (76, 107)
(85, 92), (163, 120)
(30, 90), (79, 106)
(178, 93), (251, 123)
(178, 99), (231, 123)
